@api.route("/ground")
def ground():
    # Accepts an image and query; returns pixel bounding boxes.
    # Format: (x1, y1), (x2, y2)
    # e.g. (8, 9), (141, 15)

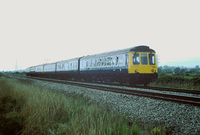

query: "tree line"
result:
(158, 65), (200, 75)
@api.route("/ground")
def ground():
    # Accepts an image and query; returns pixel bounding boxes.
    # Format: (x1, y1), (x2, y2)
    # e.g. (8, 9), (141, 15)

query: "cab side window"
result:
(149, 54), (155, 65)
(133, 53), (140, 65)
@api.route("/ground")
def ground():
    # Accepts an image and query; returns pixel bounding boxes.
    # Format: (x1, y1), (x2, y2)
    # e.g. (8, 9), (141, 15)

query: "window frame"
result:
(149, 53), (156, 65)
(132, 53), (140, 65)
(141, 53), (148, 65)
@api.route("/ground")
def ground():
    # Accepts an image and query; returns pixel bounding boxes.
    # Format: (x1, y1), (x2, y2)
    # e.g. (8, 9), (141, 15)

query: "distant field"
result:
(0, 75), (166, 135)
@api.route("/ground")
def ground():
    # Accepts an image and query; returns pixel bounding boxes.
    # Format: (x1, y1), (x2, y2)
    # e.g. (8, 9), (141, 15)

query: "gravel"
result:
(20, 77), (200, 134)
(67, 80), (200, 98)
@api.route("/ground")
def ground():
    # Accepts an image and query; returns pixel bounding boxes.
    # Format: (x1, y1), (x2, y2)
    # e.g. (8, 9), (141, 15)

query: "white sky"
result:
(0, 0), (200, 71)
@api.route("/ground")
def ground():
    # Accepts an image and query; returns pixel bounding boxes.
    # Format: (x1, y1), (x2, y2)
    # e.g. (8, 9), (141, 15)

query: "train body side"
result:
(28, 58), (80, 79)
(79, 48), (129, 82)
(55, 58), (79, 80)
(79, 46), (158, 85)
(79, 50), (129, 73)
(26, 45), (158, 85)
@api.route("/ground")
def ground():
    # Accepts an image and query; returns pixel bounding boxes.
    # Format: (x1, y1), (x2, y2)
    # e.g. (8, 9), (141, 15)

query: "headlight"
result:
(135, 69), (138, 73)
(151, 69), (155, 72)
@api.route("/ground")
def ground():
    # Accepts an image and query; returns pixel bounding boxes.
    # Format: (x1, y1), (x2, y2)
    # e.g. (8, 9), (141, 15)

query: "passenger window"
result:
(141, 54), (148, 65)
(133, 53), (140, 65)
(116, 57), (119, 65)
(149, 54), (155, 65)
(86, 61), (88, 67)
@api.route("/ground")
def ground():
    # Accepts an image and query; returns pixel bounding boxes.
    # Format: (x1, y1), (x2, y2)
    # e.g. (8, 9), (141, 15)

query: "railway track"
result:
(7, 74), (200, 107)
(133, 85), (200, 95)
(86, 80), (200, 95)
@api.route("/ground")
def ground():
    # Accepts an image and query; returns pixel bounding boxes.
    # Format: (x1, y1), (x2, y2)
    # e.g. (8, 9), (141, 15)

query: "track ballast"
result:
(9, 74), (200, 107)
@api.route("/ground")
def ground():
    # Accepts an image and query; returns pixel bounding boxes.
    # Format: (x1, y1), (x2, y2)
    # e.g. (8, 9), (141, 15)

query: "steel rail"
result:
(133, 86), (200, 95)
(11, 75), (200, 107)
(91, 81), (200, 95)
(8, 74), (200, 95)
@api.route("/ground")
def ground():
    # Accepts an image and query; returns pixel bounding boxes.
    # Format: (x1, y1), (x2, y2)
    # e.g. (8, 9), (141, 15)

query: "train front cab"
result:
(128, 50), (158, 86)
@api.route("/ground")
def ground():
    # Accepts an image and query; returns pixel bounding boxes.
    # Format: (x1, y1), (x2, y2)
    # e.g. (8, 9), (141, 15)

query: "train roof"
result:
(130, 45), (155, 52)
(81, 45), (155, 60)
(26, 45), (155, 69)
(57, 57), (80, 63)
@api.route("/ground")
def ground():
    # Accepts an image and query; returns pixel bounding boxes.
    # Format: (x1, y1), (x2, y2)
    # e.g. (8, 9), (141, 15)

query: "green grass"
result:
(150, 74), (200, 90)
(1, 76), (163, 135)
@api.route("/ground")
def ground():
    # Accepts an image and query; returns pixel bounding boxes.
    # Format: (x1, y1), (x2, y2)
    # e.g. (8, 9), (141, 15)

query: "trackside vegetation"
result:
(0, 75), (166, 135)
(150, 66), (200, 90)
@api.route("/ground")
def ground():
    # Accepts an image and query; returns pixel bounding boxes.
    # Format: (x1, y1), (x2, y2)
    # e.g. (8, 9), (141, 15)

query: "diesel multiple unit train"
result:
(26, 45), (158, 86)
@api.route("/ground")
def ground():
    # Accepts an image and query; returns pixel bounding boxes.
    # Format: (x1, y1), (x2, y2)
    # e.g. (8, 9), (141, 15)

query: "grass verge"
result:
(0, 76), (158, 135)
(150, 74), (200, 90)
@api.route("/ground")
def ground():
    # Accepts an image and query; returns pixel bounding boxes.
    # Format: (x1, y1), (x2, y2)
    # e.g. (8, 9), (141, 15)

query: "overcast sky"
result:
(0, 0), (199, 71)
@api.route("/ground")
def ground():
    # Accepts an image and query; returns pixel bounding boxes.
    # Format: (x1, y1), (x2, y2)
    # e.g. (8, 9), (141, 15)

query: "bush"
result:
(152, 74), (200, 90)
(0, 95), (24, 135)
(191, 77), (200, 85)
(0, 116), (24, 135)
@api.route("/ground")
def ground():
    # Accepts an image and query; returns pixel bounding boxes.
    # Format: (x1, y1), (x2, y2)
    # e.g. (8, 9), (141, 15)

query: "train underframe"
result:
(27, 72), (158, 86)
